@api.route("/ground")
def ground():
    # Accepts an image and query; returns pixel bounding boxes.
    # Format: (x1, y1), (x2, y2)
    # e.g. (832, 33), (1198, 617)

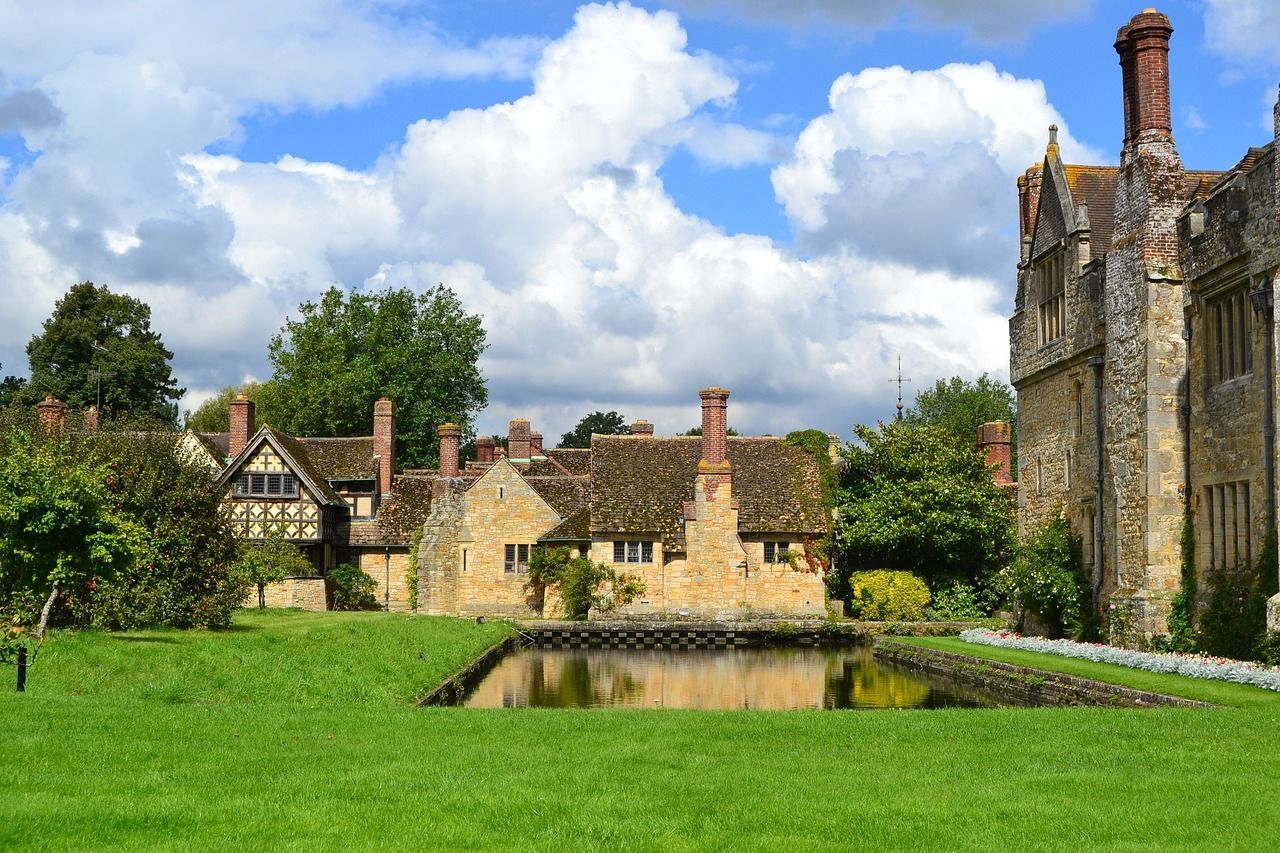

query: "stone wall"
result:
(246, 577), (328, 611)
(355, 549), (413, 612)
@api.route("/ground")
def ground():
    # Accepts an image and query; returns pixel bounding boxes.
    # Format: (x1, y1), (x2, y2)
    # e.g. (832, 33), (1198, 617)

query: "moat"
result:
(460, 644), (1010, 710)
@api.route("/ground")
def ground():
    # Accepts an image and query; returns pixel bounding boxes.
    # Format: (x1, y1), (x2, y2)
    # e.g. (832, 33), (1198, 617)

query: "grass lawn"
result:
(3, 612), (1280, 851)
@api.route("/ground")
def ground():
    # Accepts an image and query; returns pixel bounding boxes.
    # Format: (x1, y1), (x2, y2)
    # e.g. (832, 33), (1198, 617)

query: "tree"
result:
(268, 285), (487, 468)
(904, 374), (1017, 466)
(559, 411), (628, 448)
(0, 426), (140, 689)
(184, 381), (288, 432)
(0, 365), (25, 406)
(833, 421), (1015, 599)
(21, 282), (184, 424)
(232, 526), (313, 609)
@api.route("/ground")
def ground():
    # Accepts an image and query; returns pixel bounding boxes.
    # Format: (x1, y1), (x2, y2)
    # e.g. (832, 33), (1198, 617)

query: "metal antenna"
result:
(89, 341), (115, 411)
(888, 356), (911, 421)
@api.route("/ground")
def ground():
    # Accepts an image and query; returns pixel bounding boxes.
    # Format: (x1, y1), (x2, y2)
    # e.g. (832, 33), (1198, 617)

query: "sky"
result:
(2, 0), (1279, 442)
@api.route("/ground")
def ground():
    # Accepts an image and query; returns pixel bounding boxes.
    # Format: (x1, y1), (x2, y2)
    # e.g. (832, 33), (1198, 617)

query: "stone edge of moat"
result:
(418, 634), (523, 707)
(873, 641), (1217, 709)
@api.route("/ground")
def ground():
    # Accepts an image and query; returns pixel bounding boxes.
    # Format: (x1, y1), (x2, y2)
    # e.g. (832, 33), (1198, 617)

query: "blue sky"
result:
(2, 1), (1278, 439)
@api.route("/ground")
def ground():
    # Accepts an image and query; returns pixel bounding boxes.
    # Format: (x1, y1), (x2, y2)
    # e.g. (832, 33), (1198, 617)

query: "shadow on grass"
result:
(110, 635), (183, 644)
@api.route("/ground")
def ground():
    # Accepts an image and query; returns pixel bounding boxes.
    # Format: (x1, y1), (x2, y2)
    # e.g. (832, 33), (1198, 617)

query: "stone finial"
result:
(1047, 124), (1059, 149)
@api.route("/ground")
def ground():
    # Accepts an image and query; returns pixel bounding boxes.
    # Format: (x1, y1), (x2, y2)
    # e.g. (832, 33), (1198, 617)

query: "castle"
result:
(199, 387), (831, 618)
(1011, 8), (1280, 634)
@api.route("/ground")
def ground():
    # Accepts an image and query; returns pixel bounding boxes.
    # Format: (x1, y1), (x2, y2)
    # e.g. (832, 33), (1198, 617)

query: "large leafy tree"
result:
(184, 381), (288, 432)
(21, 282), (184, 424)
(904, 374), (1017, 465)
(559, 411), (628, 448)
(833, 421), (1015, 597)
(268, 285), (487, 468)
(0, 365), (24, 406)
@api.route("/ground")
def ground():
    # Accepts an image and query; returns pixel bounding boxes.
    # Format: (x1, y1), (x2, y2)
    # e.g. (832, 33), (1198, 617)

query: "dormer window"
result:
(1037, 250), (1066, 345)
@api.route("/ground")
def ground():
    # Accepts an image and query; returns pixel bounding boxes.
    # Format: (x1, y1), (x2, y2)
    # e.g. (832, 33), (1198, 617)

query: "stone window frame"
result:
(234, 472), (299, 499)
(1036, 249), (1067, 346)
(763, 541), (791, 564)
(503, 543), (530, 574)
(1204, 285), (1253, 387)
(1203, 480), (1252, 573)
(612, 540), (654, 564)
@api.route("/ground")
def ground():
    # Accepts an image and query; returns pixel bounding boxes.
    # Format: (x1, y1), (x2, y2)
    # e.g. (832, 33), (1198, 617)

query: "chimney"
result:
(1115, 9), (1173, 153)
(1017, 165), (1043, 255)
(630, 419), (654, 437)
(476, 435), (495, 464)
(530, 431), (545, 458)
(438, 423), (461, 478)
(698, 387), (731, 471)
(37, 395), (69, 434)
(84, 405), (100, 433)
(374, 397), (395, 496)
(229, 393), (255, 459)
(508, 418), (531, 462)
(494, 444), (506, 460)
(977, 421), (1014, 486)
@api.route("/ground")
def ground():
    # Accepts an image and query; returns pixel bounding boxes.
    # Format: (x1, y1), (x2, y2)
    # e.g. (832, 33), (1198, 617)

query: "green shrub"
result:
(327, 564), (378, 611)
(1256, 630), (1280, 667)
(1005, 513), (1089, 639)
(848, 570), (931, 621)
(527, 546), (644, 620)
(1198, 565), (1260, 660)
(923, 579), (985, 621)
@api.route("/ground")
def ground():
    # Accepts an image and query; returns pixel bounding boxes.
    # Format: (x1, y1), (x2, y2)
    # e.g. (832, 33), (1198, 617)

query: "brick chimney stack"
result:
(977, 421), (1014, 486)
(530, 431), (545, 458)
(1017, 165), (1043, 256)
(437, 423), (461, 478)
(630, 419), (654, 436)
(698, 387), (731, 472)
(508, 418), (531, 462)
(84, 405), (100, 432)
(374, 397), (395, 496)
(37, 395), (69, 434)
(1116, 9), (1173, 154)
(476, 435), (495, 464)
(229, 393), (255, 459)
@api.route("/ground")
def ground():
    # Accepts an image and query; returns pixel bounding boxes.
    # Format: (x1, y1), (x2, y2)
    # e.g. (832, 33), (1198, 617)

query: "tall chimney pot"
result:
(698, 387), (731, 471)
(374, 397), (395, 496)
(977, 421), (1014, 486)
(438, 423), (461, 478)
(228, 393), (255, 459)
(508, 418), (531, 462)
(476, 435), (495, 464)
(37, 395), (69, 435)
(630, 419), (654, 436)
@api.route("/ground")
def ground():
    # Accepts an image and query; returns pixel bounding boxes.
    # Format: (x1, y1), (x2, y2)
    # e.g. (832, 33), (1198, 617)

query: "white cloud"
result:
(1204, 0), (1280, 71)
(669, 0), (1094, 41)
(0, 2), (1067, 440)
(772, 62), (1104, 275)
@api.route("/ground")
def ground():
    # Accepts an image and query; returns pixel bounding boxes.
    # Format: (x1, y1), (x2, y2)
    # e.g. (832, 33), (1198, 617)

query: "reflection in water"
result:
(463, 645), (1002, 710)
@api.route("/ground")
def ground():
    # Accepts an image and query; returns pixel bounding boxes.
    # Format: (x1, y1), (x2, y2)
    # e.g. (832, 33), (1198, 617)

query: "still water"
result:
(463, 644), (1005, 710)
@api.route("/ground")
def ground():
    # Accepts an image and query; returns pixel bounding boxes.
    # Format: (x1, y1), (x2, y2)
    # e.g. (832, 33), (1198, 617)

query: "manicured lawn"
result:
(3, 612), (1280, 850)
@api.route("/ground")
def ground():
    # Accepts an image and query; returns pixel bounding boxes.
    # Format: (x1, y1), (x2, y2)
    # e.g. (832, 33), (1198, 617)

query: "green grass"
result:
(3, 613), (1280, 850)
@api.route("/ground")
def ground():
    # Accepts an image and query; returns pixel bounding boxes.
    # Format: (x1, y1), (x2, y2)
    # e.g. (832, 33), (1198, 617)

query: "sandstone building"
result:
(1011, 8), (1280, 634)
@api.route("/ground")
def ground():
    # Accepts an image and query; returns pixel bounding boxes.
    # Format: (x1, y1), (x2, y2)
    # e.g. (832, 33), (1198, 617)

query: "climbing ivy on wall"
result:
(405, 528), (422, 612)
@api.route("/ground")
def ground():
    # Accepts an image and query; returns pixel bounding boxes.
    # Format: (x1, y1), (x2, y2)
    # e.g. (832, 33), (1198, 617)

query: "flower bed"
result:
(959, 628), (1280, 692)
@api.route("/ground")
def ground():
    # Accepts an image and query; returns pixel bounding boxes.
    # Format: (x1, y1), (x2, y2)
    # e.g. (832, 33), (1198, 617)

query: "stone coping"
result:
(513, 619), (993, 634)
(874, 640), (1215, 708)
(418, 634), (522, 707)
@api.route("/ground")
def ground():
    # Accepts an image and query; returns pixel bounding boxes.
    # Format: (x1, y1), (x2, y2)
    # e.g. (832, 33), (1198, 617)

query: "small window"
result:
(499, 486), (505, 499)
(613, 541), (654, 563)
(236, 471), (298, 498)
(504, 544), (529, 574)
(1037, 251), (1067, 345)
(1207, 287), (1253, 385)
(764, 542), (790, 564)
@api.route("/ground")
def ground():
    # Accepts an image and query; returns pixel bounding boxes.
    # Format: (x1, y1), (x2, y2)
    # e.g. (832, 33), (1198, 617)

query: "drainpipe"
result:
(1182, 319), (1193, 547)
(1089, 355), (1105, 611)
(384, 546), (391, 613)
(1250, 275), (1277, 546)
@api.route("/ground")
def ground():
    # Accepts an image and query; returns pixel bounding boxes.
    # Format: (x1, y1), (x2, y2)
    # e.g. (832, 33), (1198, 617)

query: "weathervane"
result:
(888, 355), (910, 421)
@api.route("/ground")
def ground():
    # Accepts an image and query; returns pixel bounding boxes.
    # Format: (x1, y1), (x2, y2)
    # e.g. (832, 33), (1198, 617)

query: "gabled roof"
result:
(589, 436), (829, 551)
(296, 436), (376, 480)
(525, 476), (590, 517)
(1063, 165), (1118, 256)
(217, 426), (346, 506)
(540, 506), (591, 542)
(192, 431), (231, 462)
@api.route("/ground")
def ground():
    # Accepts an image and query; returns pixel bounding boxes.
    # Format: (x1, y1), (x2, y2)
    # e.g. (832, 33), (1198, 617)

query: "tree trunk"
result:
(258, 583), (266, 609)
(36, 581), (60, 641)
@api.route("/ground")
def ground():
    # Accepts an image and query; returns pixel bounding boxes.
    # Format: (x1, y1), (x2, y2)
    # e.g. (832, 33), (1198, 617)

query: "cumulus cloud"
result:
(1204, 0), (1280, 72)
(772, 62), (1104, 276)
(670, 0), (1095, 41)
(0, 2), (1069, 439)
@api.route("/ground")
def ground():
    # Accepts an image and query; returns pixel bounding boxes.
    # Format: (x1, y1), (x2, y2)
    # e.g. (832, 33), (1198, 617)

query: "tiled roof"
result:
(374, 475), (435, 544)
(1230, 145), (1271, 175)
(194, 431), (230, 461)
(296, 436), (376, 480)
(546, 448), (590, 475)
(266, 429), (346, 505)
(1063, 165), (1118, 256)
(525, 458), (569, 477)
(525, 476), (591, 517)
(1185, 169), (1228, 201)
(589, 436), (828, 551)
(540, 506), (591, 542)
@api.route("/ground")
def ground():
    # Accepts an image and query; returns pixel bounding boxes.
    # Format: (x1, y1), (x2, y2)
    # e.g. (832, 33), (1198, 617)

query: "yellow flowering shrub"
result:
(849, 570), (931, 621)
